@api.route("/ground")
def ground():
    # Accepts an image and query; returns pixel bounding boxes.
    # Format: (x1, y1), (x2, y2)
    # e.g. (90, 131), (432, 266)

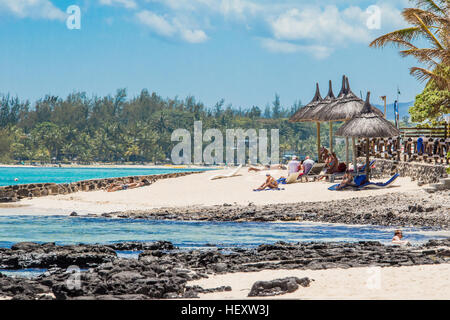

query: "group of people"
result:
(287, 155), (315, 177)
(254, 155), (316, 190)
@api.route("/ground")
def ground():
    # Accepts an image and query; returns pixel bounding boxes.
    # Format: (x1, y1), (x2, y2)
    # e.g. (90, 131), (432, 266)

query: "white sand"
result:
(2, 168), (425, 215)
(188, 264), (450, 300)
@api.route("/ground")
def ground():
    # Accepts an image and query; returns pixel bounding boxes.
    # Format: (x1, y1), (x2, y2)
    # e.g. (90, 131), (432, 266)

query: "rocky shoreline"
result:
(104, 191), (450, 229)
(1, 238), (449, 300)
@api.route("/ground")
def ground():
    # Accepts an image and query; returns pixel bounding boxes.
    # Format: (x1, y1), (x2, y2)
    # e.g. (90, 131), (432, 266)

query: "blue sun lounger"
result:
(328, 173), (399, 191)
(357, 160), (375, 173)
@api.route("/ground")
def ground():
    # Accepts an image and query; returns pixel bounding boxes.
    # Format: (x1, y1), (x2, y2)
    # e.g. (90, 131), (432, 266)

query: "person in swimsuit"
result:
(248, 164), (286, 172)
(336, 170), (354, 190)
(106, 179), (147, 192)
(255, 173), (279, 190)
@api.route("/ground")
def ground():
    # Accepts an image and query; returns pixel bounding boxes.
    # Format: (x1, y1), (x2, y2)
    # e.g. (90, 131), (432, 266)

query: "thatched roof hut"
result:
(336, 92), (400, 138)
(336, 92), (399, 177)
(302, 80), (336, 121)
(289, 83), (322, 122)
(317, 77), (384, 122)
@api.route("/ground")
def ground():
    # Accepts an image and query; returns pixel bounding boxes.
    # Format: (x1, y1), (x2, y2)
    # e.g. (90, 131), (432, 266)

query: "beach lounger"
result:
(298, 163), (326, 182)
(209, 164), (243, 180)
(328, 173), (399, 191)
(285, 172), (301, 184)
(328, 160), (376, 182)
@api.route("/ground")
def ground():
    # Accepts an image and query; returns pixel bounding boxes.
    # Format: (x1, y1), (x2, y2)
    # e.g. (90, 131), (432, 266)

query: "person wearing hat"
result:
(255, 173), (279, 190)
(287, 156), (301, 176)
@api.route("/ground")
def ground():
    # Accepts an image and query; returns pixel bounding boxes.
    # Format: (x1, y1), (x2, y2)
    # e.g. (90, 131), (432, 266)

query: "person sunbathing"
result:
(319, 146), (329, 163)
(248, 164), (286, 172)
(392, 230), (409, 245)
(319, 153), (339, 180)
(327, 152), (339, 174)
(336, 171), (353, 190)
(255, 173), (279, 190)
(106, 180), (146, 192)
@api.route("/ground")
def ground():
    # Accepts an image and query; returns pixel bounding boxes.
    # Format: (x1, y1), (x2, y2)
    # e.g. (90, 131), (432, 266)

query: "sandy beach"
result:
(188, 264), (450, 300)
(1, 168), (426, 215)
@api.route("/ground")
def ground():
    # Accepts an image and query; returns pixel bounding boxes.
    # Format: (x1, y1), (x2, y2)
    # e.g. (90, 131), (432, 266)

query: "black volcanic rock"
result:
(0, 243), (116, 269)
(248, 277), (312, 297)
(0, 238), (449, 300)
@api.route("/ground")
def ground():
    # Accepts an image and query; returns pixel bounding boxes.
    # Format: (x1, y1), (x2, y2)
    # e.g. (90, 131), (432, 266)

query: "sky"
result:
(0, 0), (424, 112)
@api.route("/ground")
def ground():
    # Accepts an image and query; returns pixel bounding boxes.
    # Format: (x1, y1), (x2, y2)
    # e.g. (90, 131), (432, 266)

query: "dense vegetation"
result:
(0, 89), (348, 164)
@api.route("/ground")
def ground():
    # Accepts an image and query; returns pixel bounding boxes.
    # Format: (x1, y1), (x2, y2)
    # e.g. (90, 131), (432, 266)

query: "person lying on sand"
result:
(255, 173), (279, 190)
(106, 179), (149, 192)
(248, 164), (286, 172)
(392, 230), (410, 246)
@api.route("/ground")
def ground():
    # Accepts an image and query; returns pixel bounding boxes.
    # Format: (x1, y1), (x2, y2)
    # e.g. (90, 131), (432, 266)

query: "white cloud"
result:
(99, 0), (137, 9)
(260, 38), (332, 59)
(179, 28), (208, 43)
(269, 6), (371, 45)
(136, 10), (176, 37)
(146, 0), (261, 19)
(219, 0), (261, 19)
(0, 0), (66, 20)
(136, 10), (208, 43)
(137, 1), (408, 56)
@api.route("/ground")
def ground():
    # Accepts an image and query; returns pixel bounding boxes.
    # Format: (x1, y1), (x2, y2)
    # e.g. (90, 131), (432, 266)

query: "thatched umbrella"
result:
(317, 77), (384, 122)
(300, 80), (337, 156)
(302, 80), (336, 120)
(290, 83), (322, 121)
(289, 83), (323, 160)
(336, 92), (400, 178)
(316, 76), (384, 167)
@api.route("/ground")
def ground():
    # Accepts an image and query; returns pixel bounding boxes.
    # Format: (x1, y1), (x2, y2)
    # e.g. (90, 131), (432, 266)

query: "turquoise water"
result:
(0, 216), (446, 249)
(0, 167), (208, 186)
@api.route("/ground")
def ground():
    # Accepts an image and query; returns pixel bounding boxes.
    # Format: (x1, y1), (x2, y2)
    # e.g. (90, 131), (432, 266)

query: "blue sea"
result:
(0, 216), (447, 278)
(0, 166), (208, 187)
(0, 216), (446, 250)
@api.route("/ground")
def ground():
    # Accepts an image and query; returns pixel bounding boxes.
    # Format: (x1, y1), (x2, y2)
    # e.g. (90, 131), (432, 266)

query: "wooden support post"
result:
(381, 96), (387, 118)
(345, 137), (349, 169)
(366, 138), (370, 178)
(352, 137), (356, 165)
(316, 122), (321, 162)
(329, 121), (333, 153)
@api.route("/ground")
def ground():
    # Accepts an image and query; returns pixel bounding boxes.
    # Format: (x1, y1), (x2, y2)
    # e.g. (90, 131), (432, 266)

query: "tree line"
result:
(0, 89), (348, 164)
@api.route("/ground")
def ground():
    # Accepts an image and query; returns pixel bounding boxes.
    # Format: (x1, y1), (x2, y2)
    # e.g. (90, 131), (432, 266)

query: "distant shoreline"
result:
(0, 163), (221, 169)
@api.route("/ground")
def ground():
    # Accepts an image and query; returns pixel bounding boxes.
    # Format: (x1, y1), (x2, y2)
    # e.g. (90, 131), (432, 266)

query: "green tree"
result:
(410, 70), (450, 122)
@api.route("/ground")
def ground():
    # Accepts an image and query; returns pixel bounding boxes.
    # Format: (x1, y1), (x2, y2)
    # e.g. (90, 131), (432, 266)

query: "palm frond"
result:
(369, 27), (422, 48)
(412, 0), (448, 14)
(399, 48), (448, 65)
(402, 8), (449, 26)
(410, 66), (450, 90)
(412, 12), (445, 49)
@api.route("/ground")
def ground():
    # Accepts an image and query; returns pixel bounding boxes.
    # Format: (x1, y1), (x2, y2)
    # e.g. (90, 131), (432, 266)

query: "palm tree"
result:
(369, 0), (449, 90)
